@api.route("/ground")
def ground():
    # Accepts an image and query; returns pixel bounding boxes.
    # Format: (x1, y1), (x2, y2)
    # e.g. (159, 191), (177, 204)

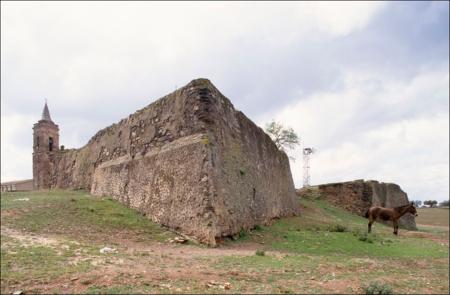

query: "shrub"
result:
(359, 233), (374, 243)
(253, 224), (262, 231)
(353, 230), (375, 243)
(363, 281), (393, 294)
(239, 228), (248, 239)
(328, 224), (348, 232)
(255, 250), (265, 256)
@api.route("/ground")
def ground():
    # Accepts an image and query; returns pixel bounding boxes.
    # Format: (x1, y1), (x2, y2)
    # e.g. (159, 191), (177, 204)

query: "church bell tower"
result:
(33, 102), (59, 189)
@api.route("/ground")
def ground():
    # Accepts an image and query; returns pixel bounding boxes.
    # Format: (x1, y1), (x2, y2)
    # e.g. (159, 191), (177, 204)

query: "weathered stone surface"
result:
(38, 78), (300, 245)
(33, 115), (60, 190)
(299, 179), (416, 230)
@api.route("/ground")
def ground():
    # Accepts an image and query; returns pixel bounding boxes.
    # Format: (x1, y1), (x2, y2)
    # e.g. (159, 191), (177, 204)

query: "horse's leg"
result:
(393, 219), (398, 235)
(368, 217), (373, 233)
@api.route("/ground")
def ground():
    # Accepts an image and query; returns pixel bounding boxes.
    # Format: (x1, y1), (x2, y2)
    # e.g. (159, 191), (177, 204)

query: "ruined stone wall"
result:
(207, 109), (299, 238)
(50, 79), (300, 244)
(301, 180), (416, 230)
(51, 83), (208, 190)
(313, 180), (372, 215)
(91, 134), (216, 243)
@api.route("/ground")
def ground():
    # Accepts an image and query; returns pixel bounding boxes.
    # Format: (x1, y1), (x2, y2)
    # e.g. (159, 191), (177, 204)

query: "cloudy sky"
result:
(1, 1), (448, 202)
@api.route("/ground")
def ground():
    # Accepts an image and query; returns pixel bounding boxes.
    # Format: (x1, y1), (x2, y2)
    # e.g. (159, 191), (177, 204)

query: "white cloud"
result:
(0, 1), (387, 177)
(1, 113), (34, 181)
(303, 2), (386, 36)
(260, 66), (449, 202)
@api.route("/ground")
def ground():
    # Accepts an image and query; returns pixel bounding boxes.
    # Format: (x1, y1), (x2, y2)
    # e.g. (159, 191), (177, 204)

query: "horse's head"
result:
(409, 202), (418, 217)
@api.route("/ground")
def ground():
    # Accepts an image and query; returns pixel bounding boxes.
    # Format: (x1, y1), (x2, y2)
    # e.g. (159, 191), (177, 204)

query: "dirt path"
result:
(403, 231), (449, 246)
(1, 225), (269, 293)
(409, 224), (449, 246)
(416, 224), (449, 230)
(1, 225), (262, 256)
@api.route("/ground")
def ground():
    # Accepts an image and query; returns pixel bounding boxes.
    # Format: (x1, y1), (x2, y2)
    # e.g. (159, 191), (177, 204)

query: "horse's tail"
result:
(364, 209), (370, 218)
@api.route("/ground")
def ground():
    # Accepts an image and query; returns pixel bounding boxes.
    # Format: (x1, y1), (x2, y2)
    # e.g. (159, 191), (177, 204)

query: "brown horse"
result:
(364, 202), (418, 235)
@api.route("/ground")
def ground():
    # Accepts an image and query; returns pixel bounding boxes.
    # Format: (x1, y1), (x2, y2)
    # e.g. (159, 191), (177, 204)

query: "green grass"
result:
(268, 226), (445, 258)
(1, 190), (175, 242)
(1, 190), (178, 294)
(86, 284), (148, 294)
(233, 198), (447, 258)
(214, 196), (449, 293)
(1, 234), (94, 284)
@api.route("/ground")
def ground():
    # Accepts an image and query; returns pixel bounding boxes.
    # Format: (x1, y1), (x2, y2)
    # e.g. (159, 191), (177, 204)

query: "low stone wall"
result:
(1, 179), (34, 192)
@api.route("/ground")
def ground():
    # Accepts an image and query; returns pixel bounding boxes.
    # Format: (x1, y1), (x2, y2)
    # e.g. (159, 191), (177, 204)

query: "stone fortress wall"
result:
(41, 79), (300, 245)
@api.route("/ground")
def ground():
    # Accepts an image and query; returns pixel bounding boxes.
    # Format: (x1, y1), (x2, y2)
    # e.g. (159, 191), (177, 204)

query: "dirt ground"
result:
(2, 223), (447, 294)
(2, 225), (274, 294)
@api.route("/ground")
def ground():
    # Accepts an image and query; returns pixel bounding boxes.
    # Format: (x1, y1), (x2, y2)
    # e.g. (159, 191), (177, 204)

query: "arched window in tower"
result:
(36, 136), (40, 148)
(49, 137), (54, 151)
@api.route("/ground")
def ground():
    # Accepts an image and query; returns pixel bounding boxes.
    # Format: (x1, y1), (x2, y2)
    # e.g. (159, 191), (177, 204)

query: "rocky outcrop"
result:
(299, 179), (416, 230)
(49, 78), (300, 245)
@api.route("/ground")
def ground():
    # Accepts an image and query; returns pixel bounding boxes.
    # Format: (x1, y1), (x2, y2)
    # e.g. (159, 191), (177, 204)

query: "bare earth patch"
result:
(1, 225), (266, 294)
(1, 226), (63, 248)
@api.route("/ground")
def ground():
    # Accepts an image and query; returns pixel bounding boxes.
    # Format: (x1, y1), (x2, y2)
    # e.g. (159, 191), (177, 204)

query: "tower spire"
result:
(41, 100), (52, 121)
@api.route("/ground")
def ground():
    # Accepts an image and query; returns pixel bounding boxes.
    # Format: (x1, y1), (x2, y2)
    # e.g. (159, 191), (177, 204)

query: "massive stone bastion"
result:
(49, 78), (300, 244)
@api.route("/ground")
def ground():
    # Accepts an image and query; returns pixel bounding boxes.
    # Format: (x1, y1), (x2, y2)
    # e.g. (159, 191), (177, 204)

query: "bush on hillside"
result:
(327, 224), (348, 232)
(352, 229), (375, 243)
(363, 281), (393, 294)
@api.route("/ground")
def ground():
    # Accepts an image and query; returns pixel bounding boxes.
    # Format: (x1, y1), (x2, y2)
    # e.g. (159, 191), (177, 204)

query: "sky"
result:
(1, 1), (449, 202)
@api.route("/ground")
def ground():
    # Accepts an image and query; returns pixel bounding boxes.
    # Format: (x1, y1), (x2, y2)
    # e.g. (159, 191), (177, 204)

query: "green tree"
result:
(265, 121), (300, 151)
(424, 200), (438, 208)
(413, 200), (422, 207)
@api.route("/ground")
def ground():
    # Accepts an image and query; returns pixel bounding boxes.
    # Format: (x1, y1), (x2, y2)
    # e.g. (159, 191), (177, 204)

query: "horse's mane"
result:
(393, 203), (412, 212)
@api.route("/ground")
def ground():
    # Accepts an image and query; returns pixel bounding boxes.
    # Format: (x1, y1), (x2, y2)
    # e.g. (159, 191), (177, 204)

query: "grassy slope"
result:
(236, 199), (446, 258)
(217, 198), (449, 293)
(1, 190), (448, 294)
(1, 190), (173, 242)
(1, 190), (176, 294)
